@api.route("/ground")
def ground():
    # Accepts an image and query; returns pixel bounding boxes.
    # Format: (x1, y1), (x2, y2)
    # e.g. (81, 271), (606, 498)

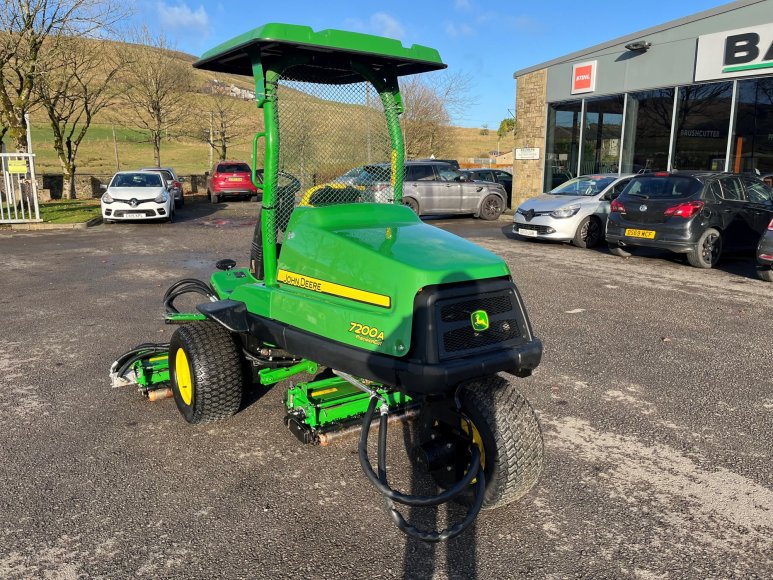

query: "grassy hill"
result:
(21, 40), (508, 176)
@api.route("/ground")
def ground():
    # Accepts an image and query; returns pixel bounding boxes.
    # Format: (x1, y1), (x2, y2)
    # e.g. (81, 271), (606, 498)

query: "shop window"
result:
(620, 88), (675, 173)
(544, 101), (581, 191)
(730, 78), (773, 173)
(672, 82), (733, 171)
(581, 95), (624, 175)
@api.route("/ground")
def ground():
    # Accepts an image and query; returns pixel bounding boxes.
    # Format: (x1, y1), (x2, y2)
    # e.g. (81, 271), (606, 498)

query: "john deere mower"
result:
(111, 23), (544, 542)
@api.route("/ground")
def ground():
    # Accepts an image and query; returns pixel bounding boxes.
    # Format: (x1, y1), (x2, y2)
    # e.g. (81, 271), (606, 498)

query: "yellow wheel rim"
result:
(461, 417), (486, 472)
(175, 348), (193, 406)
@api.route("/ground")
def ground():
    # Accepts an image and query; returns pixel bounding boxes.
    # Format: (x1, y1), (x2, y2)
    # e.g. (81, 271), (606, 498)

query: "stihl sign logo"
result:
(696, 23), (773, 81)
(571, 61), (596, 94)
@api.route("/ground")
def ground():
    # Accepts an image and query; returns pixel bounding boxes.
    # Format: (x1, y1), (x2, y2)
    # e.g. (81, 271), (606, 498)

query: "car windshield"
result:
(335, 167), (365, 182)
(550, 176), (616, 196)
(359, 165), (391, 183)
(218, 163), (250, 173)
(111, 173), (162, 187)
(622, 176), (702, 199)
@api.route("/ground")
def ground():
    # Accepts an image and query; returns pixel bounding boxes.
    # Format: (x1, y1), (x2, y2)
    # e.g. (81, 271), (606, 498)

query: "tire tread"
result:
(461, 375), (544, 509)
(170, 322), (243, 424)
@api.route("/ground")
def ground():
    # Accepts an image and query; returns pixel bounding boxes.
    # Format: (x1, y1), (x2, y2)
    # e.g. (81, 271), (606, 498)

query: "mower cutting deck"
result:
(111, 22), (544, 542)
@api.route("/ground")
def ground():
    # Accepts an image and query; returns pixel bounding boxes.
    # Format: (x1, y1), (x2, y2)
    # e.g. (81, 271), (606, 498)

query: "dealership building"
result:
(512, 0), (773, 201)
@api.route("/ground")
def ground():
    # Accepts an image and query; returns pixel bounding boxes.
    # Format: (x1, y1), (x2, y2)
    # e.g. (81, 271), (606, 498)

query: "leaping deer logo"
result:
(471, 310), (489, 331)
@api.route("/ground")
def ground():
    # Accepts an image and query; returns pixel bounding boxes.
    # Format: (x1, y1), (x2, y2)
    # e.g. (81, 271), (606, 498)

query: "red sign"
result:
(571, 61), (597, 94)
(574, 66), (592, 90)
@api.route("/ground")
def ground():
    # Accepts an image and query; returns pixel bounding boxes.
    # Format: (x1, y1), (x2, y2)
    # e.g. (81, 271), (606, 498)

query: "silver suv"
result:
(398, 161), (507, 220)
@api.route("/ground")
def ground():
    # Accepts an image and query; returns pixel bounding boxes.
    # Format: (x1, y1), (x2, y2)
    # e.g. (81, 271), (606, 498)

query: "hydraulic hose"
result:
(163, 278), (217, 314)
(110, 342), (170, 381)
(358, 396), (486, 542)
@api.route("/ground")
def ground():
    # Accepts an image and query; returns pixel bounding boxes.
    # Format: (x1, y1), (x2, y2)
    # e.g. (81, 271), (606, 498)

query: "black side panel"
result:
(245, 277), (543, 395)
(197, 300), (249, 333)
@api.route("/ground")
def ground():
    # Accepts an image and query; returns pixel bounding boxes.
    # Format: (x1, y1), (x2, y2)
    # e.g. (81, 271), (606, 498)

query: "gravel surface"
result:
(1, 198), (771, 579)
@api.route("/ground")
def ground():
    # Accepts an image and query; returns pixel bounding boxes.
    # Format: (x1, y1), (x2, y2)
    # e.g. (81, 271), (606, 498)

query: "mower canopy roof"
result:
(193, 22), (446, 83)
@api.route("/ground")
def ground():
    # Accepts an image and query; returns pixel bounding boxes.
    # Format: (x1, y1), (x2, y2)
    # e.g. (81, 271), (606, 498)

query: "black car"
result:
(461, 168), (513, 207)
(606, 171), (773, 269)
(757, 219), (773, 281)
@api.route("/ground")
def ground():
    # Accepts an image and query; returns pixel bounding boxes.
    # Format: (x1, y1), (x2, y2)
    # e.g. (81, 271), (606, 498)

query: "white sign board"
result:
(515, 148), (540, 160)
(695, 23), (773, 82)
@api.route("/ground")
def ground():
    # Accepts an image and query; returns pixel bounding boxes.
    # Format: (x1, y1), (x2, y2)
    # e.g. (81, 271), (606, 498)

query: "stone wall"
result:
(513, 69), (548, 204)
(35, 173), (206, 201)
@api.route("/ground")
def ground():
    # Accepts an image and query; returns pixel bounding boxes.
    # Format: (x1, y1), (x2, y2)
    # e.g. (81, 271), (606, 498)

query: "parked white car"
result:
(513, 174), (633, 248)
(101, 171), (175, 223)
(140, 166), (184, 208)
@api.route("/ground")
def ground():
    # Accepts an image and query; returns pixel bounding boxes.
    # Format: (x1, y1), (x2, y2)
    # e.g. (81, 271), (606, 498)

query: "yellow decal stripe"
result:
(277, 269), (391, 308)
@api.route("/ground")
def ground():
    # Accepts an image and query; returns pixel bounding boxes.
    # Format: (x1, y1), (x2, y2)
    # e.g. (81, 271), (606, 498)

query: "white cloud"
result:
(370, 12), (405, 39)
(344, 12), (406, 40)
(454, 0), (472, 10)
(445, 22), (475, 38)
(157, 2), (211, 38)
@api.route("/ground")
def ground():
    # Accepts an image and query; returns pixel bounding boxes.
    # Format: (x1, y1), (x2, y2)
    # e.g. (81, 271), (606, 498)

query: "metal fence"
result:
(1, 152), (41, 223)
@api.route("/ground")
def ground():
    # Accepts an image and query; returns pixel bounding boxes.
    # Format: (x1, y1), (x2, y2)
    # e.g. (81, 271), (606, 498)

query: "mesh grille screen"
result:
(440, 295), (513, 323)
(273, 67), (400, 240)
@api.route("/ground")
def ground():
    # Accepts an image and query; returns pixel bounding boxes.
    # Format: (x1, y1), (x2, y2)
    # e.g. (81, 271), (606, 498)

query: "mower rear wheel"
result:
(458, 375), (544, 508)
(249, 209), (264, 280)
(169, 321), (244, 424)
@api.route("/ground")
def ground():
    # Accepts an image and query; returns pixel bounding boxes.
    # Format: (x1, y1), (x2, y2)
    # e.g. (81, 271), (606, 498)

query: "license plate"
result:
(228, 177), (243, 182)
(124, 213), (144, 219)
(625, 228), (655, 239)
(518, 228), (538, 237)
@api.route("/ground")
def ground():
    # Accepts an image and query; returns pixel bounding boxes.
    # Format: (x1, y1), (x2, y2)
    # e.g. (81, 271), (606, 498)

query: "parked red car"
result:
(206, 161), (262, 203)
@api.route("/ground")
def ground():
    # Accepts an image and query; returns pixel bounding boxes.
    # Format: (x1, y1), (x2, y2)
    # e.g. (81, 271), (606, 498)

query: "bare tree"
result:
(400, 71), (475, 159)
(0, 0), (125, 152)
(199, 94), (243, 162)
(36, 38), (124, 198)
(120, 28), (193, 167)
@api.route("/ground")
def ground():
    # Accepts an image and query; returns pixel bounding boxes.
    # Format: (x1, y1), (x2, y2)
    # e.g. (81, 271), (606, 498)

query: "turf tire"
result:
(169, 321), (244, 424)
(249, 209), (264, 280)
(459, 375), (544, 509)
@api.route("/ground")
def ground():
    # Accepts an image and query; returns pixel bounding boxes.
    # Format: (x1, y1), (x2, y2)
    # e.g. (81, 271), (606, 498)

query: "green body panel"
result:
(225, 203), (510, 355)
(210, 268), (259, 297)
(133, 356), (170, 389)
(193, 23), (446, 79)
(286, 377), (412, 429)
(164, 313), (207, 324)
(258, 360), (318, 386)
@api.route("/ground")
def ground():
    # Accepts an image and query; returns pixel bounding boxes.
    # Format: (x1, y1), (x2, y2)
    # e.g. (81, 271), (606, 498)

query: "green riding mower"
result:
(110, 23), (544, 542)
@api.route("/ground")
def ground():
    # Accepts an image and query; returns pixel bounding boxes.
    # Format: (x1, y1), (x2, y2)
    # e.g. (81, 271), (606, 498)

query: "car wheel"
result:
(573, 216), (603, 248)
(103, 218), (113, 224)
(756, 266), (773, 282)
(403, 197), (419, 215)
(608, 243), (632, 258)
(169, 322), (244, 424)
(211, 192), (220, 204)
(479, 194), (504, 221)
(687, 228), (722, 269)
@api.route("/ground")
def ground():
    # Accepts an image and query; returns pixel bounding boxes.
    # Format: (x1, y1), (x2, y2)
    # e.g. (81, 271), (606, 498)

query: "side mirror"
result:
(100, 183), (107, 191)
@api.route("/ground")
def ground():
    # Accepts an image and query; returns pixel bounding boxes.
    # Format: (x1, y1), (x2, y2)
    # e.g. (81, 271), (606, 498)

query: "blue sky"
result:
(142, 0), (728, 129)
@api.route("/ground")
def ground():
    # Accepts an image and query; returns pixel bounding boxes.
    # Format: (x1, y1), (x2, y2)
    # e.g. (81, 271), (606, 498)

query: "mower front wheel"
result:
(169, 321), (244, 424)
(461, 376), (544, 508)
